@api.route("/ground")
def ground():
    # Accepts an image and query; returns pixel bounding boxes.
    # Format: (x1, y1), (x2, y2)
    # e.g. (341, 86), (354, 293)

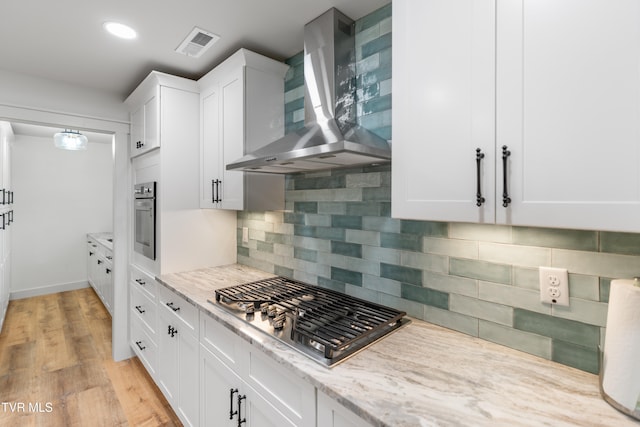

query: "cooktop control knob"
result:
(267, 305), (277, 317)
(245, 303), (255, 315)
(273, 315), (285, 330)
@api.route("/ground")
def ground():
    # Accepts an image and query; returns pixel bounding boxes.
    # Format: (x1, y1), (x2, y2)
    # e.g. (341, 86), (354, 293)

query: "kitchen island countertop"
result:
(157, 263), (638, 427)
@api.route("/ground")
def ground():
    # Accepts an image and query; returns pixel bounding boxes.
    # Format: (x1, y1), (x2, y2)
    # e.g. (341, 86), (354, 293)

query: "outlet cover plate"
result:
(539, 267), (569, 306)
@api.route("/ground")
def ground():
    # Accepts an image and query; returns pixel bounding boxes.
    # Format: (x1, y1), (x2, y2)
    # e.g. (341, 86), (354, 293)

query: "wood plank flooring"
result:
(0, 287), (182, 426)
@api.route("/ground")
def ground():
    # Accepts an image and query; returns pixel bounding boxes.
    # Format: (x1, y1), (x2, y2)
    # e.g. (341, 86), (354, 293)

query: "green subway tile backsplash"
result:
(401, 284), (449, 309)
(513, 309), (600, 347)
(552, 340), (599, 374)
(600, 231), (640, 255)
(380, 263), (422, 286)
(331, 267), (363, 287)
(233, 4), (640, 375)
(380, 232), (421, 252)
(331, 241), (362, 258)
(450, 258), (512, 285)
(512, 227), (598, 251)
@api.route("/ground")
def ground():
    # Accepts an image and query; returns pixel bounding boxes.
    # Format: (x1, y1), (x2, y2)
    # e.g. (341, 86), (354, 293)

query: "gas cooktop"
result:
(210, 276), (409, 367)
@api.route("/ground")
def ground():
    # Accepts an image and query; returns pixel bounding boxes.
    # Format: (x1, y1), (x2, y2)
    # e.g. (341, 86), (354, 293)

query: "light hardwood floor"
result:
(0, 287), (182, 426)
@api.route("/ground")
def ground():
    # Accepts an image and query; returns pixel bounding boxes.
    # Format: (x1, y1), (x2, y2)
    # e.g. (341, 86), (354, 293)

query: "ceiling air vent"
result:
(175, 27), (220, 58)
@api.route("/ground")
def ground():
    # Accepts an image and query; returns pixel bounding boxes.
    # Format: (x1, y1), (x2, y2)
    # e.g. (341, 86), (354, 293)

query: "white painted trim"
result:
(10, 281), (90, 300)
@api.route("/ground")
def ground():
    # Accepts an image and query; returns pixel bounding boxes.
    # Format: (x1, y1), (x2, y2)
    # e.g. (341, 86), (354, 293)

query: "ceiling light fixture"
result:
(103, 22), (137, 40)
(53, 130), (88, 151)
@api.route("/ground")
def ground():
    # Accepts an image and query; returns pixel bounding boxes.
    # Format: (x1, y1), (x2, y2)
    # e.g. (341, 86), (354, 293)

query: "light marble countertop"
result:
(87, 232), (113, 252)
(157, 264), (639, 427)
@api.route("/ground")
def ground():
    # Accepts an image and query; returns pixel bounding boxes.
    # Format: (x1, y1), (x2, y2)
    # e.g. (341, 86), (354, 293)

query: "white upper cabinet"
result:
(392, 0), (496, 224)
(198, 49), (288, 211)
(496, 0), (640, 231)
(129, 88), (159, 158)
(392, 0), (640, 232)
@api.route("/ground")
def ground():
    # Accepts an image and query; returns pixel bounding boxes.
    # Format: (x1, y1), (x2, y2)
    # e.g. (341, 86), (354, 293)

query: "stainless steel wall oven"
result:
(134, 182), (156, 260)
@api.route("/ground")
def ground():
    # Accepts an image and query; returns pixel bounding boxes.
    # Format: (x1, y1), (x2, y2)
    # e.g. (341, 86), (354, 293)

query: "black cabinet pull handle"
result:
(135, 305), (145, 314)
(237, 394), (247, 426)
(89, 251), (94, 256)
(135, 278), (146, 286)
(229, 388), (238, 420)
(136, 141), (144, 149)
(502, 145), (511, 207)
(97, 259), (103, 265)
(212, 179), (222, 203)
(1, 189), (5, 205)
(475, 148), (485, 207)
(167, 325), (177, 337)
(8, 210), (13, 224)
(0, 214), (4, 230)
(105, 268), (111, 274)
(166, 302), (180, 312)
(135, 341), (146, 351)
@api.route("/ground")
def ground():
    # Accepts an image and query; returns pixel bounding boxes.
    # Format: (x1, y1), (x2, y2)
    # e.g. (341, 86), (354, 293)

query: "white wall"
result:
(11, 134), (113, 295)
(0, 69), (128, 123)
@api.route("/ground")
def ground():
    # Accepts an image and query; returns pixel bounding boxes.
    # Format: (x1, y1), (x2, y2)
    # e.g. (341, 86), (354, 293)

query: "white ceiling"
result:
(1, 0), (390, 100)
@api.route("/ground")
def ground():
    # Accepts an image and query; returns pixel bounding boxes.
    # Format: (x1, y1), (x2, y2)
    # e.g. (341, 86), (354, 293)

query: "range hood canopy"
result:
(226, 8), (391, 174)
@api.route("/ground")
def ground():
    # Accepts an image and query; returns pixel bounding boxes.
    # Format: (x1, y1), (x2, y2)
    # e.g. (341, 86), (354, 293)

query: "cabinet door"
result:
(130, 91), (160, 158)
(158, 307), (179, 404)
(130, 104), (144, 155)
(200, 346), (240, 427)
(201, 85), (222, 208)
(178, 331), (199, 427)
(497, 0), (640, 232)
(0, 262), (5, 332)
(391, 0), (496, 223)
(243, 384), (296, 427)
(219, 69), (245, 210)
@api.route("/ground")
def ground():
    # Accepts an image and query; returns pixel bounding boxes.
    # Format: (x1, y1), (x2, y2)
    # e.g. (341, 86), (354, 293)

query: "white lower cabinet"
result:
(199, 313), (315, 427)
(87, 237), (113, 316)
(200, 346), (296, 427)
(317, 391), (371, 427)
(157, 286), (200, 427)
(132, 286), (376, 427)
(129, 264), (159, 376)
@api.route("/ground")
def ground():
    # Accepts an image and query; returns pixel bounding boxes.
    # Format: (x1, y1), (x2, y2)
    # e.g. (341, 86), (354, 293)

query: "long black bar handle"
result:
(229, 388), (238, 420)
(475, 148), (485, 207)
(212, 179), (223, 203)
(237, 394), (247, 426)
(0, 214), (4, 230)
(502, 145), (511, 207)
(135, 341), (146, 351)
(1, 189), (4, 205)
(135, 305), (145, 314)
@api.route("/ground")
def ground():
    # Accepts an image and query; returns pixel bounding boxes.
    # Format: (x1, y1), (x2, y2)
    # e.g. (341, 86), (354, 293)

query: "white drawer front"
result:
(131, 316), (158, 377)
(245, 343), (316, 426)
(130, 264), (157, 299)
(200, 313), (242, 370)
(130, 282), (157, 335)
(158, 285), (198, 336)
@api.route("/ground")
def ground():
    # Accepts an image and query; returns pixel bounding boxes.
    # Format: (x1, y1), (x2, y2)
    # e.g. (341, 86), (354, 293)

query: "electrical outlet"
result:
(242, 227), (249, 243)
(539, 267), (569, 306)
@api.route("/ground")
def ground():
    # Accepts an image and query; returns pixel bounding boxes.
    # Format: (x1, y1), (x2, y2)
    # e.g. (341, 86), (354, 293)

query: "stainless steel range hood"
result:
(226, 8), (391, 174)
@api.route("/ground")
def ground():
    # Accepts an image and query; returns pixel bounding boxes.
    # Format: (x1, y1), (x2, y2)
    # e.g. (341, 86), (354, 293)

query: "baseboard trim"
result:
(10, 281), (90, 300)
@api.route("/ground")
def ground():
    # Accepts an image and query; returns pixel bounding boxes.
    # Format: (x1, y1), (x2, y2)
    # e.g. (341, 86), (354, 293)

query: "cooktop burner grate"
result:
(213, 276), (408, 366)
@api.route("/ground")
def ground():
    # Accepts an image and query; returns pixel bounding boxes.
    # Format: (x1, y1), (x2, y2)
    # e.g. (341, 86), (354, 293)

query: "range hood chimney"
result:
(226, 8), (391, 174)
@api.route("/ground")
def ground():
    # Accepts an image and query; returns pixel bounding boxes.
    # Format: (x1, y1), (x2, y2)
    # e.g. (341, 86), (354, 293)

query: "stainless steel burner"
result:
(210, 277), (409, 367)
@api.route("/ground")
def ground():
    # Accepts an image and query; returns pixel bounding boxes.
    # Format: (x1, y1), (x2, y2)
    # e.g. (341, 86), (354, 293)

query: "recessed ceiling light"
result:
(103, 22), (137, 40)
